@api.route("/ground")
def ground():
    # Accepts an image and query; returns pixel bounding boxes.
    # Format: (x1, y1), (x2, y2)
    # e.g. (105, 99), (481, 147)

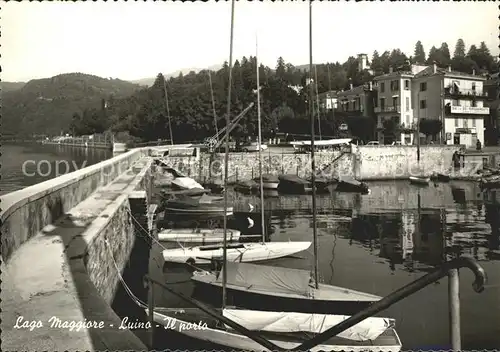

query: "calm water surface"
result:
(147, 181), (500, 351)
(0, 143), (111, 195)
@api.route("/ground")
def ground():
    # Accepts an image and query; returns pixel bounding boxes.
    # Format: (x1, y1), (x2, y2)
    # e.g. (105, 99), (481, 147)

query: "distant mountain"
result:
(130, 64), (223, 87)
(2, 73), (142, 136)
(1, 81), (26, 92)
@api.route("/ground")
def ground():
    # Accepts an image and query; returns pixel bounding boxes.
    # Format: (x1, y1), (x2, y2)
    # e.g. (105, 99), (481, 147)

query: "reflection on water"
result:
(0, 143), (111, 195)
(149, 180), (500, 350)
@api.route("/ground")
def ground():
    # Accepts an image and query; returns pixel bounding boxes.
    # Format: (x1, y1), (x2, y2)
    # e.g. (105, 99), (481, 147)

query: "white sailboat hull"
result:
(158, 228), (241, 243)
(162, 241), (311, 264)
(146, 308), (402, 352)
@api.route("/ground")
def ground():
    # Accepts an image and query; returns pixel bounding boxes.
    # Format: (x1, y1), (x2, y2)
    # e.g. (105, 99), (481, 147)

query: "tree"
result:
(413, 41), (426, 64)
(419, 118), (443, 142)
(439, 42), (451, 67)
(453, 39), (466, 59)
(475, 42), (496, 72)
(347, 116), (375, 142)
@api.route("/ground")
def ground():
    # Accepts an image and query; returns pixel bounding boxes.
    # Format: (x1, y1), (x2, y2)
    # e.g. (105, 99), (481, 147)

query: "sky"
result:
(2, 1), (498, 83)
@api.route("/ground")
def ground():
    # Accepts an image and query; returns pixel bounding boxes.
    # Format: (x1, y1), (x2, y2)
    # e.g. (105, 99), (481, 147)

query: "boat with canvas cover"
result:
(162, 241), (311, 265)
(234, 180), (259, 194)
(278, 174), (313, 194)
(335, 177), (369, 194)
(191, 262), (382, 315)
(253, 174), (279, 189)
(158, 228), (241, 243)
(145, 307), (402, 352)
(164, 194), (233, 216)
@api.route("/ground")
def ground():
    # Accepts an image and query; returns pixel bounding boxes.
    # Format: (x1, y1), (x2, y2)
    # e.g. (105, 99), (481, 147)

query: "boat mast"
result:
(162, 77), (174, 145)
(222, 0), (236, 310)
(256, 34), (266, 244)
(314, 65), (322, 140)
(309, 0), (320, 289)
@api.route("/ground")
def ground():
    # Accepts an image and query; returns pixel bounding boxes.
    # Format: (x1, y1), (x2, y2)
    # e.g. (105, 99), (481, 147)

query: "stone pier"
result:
(1, 148), (154, 351)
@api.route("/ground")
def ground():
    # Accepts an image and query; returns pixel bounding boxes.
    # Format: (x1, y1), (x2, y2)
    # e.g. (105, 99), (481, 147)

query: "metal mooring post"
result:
(448, 268), (461, 351)
(148, 278), (155, 349)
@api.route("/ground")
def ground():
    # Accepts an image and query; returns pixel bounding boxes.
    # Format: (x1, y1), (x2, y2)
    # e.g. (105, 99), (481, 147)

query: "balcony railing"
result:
(447, 106), (490, 115)
(444, 87), (488, 98)
(375, 106), (400, 113)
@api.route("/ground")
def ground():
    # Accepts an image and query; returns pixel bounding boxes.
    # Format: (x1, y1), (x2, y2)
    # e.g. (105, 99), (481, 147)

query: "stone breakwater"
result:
(158, 145), (465, 182)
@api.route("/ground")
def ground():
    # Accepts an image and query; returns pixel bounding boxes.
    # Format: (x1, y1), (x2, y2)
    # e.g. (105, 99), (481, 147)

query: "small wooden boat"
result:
(162, 241), (312, 264)
(409, 176), (430, 186)
(234, 180), (259, 194)
(191, 262), (382, 315)
(146, 307), (402, 352)
(278, 174), (313, 194)
(253, 174), (279, 189)
(307, 176), (331, 194)
(160, 188), (211, 199)
(203, 179), (225, 193)
(335, 177), (369, 194)
(158, 228), (241, 243)
(430, 172), (451, 182)
(164, 194), (233, 216)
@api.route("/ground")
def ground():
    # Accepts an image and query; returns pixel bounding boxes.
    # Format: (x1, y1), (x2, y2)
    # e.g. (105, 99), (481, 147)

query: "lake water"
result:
(0, 143), (111, 195)
(148, 181), (500, 351)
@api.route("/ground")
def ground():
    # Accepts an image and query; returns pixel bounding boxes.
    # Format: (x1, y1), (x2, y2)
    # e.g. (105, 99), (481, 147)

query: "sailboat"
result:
(150, 2), (401, 351)
(191, 261), (382, 315)
(192, 5), (382, 315)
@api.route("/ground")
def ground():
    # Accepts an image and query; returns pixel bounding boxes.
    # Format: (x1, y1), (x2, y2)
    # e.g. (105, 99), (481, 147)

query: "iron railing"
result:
(144, 256), (486, 351)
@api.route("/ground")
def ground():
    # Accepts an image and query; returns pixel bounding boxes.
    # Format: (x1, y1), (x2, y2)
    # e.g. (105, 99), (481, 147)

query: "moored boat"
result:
(146, 307), (402, 352)
(278, 174), (313, 194)
(164, 194), (233, 216)
(162, 241), (312, 264)
(335, 177), (369, 194)
(430, 172), (451, 182)
(162, 167), (205, 191)
(191, 262), (382, 315)
(234, 180), (259, 194)
(253, 174), (280, 189)
(409, 176), (430, 186)
(158, 228), (241, 243)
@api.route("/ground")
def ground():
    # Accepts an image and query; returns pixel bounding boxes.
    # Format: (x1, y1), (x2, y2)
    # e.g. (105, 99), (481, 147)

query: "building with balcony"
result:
(484, 73), (499, 145)
(373, 66), (424, 145)
(317, 90), (338, 111)
(413, 64), (489, 148)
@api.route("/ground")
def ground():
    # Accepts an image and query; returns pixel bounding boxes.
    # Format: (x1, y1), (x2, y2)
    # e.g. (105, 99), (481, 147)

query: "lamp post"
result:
(416, 90), (421, 162)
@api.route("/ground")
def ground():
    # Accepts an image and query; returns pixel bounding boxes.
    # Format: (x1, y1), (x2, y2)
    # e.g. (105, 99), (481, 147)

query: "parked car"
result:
(239, 141), (268, 152)
(366, 141), (380, 146)
(338, 123), (349, 131)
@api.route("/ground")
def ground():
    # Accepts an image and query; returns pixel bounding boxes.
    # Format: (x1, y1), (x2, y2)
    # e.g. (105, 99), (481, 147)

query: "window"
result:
(404, 80), (410, 90)
(452, 99), (459, 106)
(420, 100), (427, 109)
(405, 97), (410, 112)
(380, 98), (385, 110)
(420, 82), (427, 91)
(463, 119), (468, 128)
(455, 118), (459, 127)
(391, 80), (400, 91)
(472, 119), (476, 127)
(380, 82), (385, 93)
(472, 82), (476, 91)
(392, 97), (398, 109)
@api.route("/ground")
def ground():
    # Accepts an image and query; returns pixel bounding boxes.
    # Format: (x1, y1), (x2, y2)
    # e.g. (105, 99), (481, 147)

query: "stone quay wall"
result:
(160, 145), (463, 182)
(1, 148), (154, 351)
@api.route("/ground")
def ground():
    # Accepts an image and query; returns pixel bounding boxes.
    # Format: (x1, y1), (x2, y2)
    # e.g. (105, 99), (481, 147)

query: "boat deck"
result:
(153, 307), (401, 347)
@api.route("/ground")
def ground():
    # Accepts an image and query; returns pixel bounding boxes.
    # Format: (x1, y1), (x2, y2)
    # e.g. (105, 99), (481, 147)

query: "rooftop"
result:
(373, 71), (414, 81)
(414, 66), (486, 80)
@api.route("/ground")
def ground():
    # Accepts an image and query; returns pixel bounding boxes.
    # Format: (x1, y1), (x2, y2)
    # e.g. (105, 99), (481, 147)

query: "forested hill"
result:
(1, 82), (26, 92)
(2, 73), (142, 136)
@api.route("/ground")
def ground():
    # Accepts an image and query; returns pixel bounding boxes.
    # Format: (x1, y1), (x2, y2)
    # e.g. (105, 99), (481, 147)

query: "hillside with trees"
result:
(6, 39), (497, 142)
(2, 73), (142, 137)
